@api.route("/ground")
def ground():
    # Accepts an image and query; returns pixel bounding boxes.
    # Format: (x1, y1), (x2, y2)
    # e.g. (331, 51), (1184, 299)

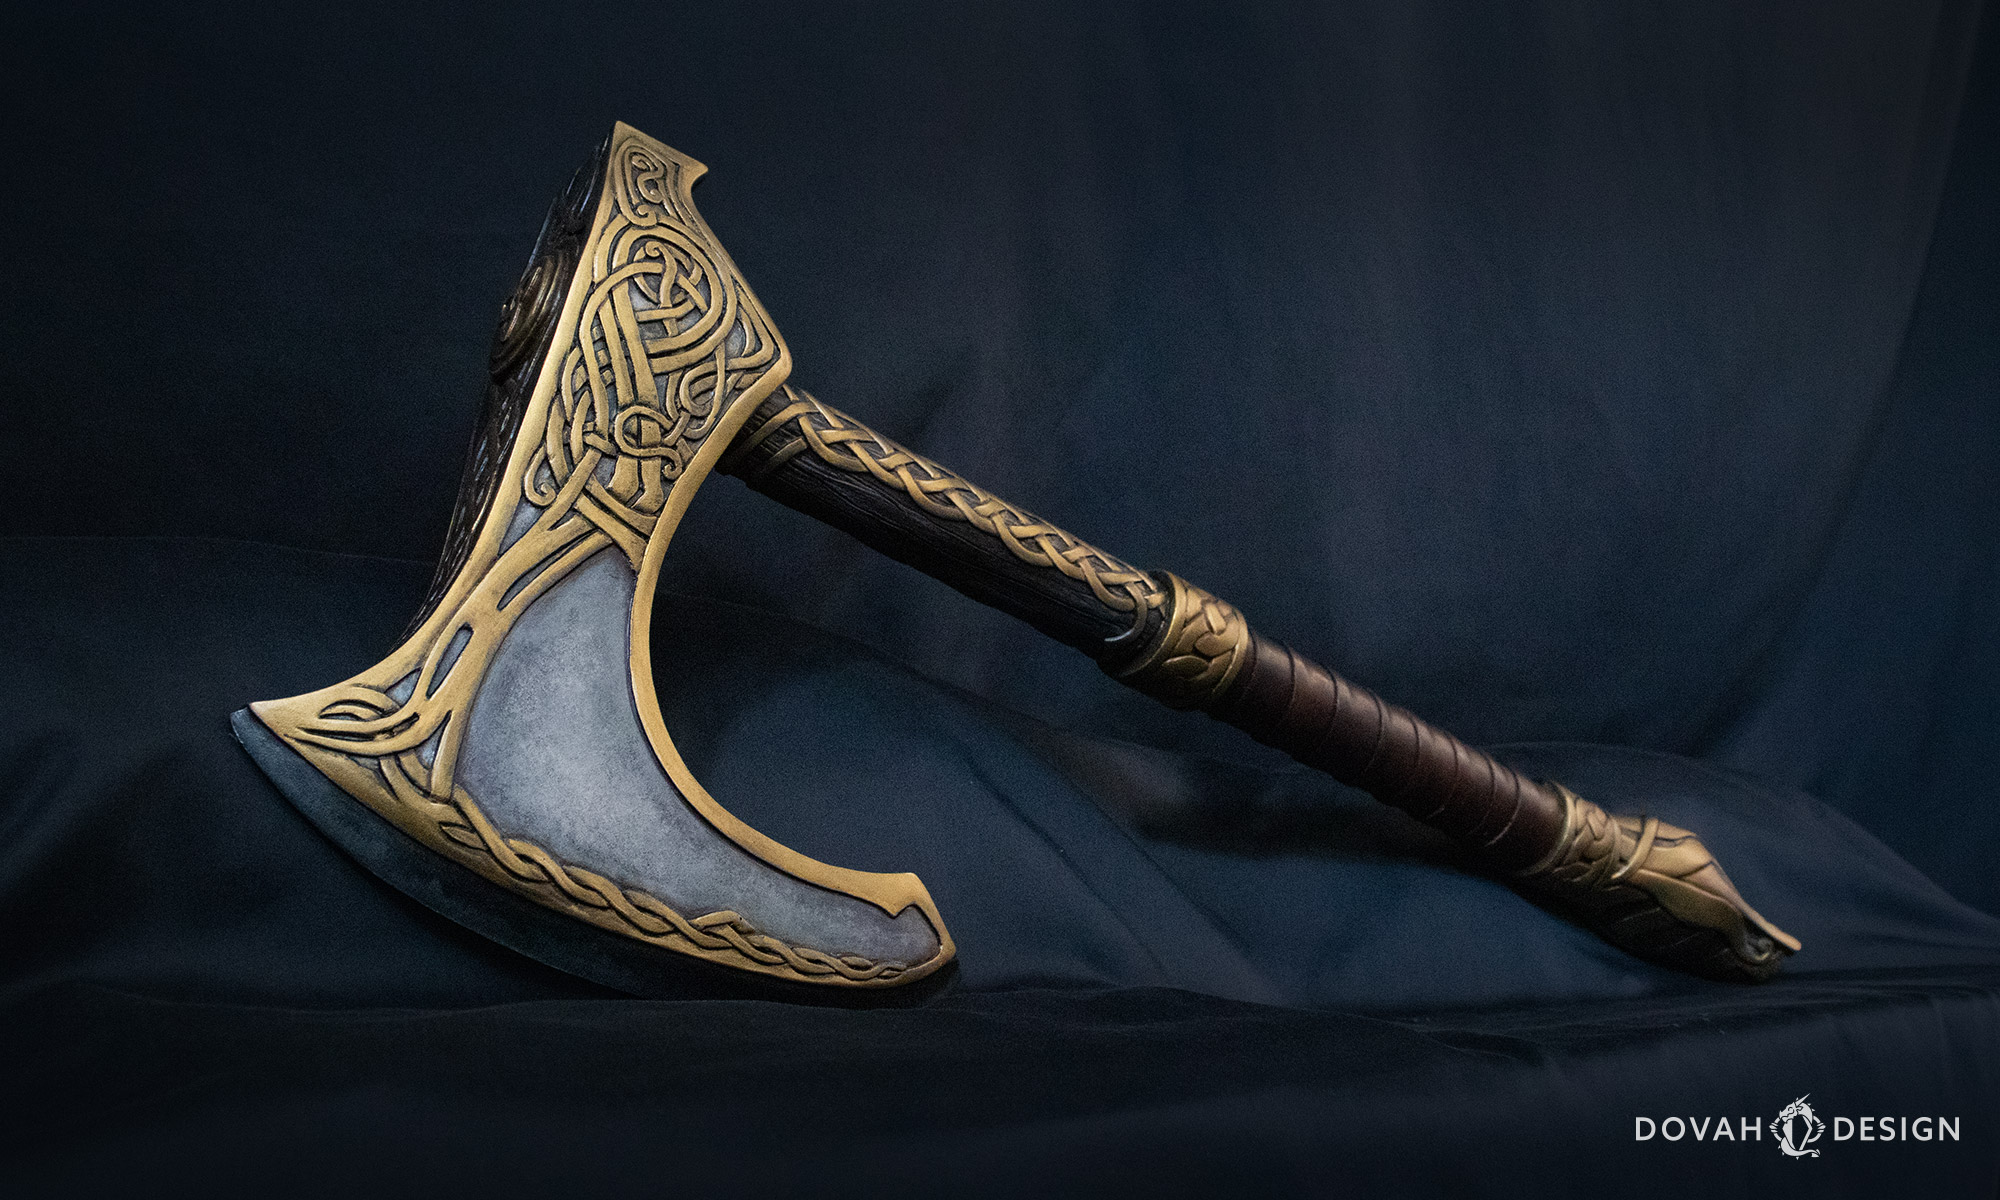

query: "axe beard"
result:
(238, 124), (954, 993)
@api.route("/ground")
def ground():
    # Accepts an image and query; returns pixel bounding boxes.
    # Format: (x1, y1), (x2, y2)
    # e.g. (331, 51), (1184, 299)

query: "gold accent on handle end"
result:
(1517, 784), (1800, 981)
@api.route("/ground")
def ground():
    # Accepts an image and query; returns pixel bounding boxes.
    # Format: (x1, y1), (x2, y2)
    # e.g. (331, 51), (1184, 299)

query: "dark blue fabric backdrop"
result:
(3, 0), (1992, 911)
(2, 2), (1996, 1196)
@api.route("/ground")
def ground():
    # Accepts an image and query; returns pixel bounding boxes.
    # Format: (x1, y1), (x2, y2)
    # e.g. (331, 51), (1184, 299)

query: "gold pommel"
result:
(1517, 783), (1801, 980)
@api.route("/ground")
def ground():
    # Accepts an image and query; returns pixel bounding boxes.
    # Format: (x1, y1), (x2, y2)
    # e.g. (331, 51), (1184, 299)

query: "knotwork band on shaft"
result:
(236, 122), (1799, 997)
(723, 388), (1801, 982)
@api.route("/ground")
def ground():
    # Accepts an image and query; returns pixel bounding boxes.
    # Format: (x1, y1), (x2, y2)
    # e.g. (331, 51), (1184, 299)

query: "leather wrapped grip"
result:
(720, 387), (1799, 981)
(1203, 634), (1566, 871)
(1106, 578), (1800, 981)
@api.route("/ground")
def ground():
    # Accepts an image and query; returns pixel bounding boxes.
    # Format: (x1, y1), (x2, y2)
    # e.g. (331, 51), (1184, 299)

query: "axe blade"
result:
(237, 123), (954, 994)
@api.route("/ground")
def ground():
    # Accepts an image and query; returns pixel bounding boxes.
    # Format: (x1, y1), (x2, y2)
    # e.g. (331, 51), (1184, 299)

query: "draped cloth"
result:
(1, 0), (1996, 1194)
(3, 538), (1996, 1194)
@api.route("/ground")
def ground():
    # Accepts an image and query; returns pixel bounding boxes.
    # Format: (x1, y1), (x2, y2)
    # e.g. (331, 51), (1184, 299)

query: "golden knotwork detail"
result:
(288, 131), (785, 781)
(523, 135), (782, 562)
(364, 748), (906, 983)
(254, 129), (922, 987)
(1111, 573), (1251, 710)
(735, 386), (1168, 632)
(1517, 783), (1800, 977)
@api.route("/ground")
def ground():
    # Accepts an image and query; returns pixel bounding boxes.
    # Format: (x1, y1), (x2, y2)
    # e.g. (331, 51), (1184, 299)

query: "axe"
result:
(234, 124), (1799, 996)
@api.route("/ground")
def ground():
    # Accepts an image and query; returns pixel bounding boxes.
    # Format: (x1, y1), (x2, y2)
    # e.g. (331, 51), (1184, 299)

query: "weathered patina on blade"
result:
(238, 124), (955, 995)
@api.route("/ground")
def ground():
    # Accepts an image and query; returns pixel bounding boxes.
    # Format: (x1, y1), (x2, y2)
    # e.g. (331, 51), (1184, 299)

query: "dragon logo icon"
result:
(1772, 1095), (1826, 1158)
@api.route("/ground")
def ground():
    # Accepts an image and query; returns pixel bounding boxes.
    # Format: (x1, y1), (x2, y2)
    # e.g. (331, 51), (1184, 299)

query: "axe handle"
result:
(718, 385), (1799, 981)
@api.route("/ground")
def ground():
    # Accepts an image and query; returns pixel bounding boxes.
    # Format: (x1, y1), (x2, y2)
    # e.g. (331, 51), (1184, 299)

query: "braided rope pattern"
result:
(750, 389), (1167, 628)
(265, 132), (938, 989)
(379, 754), (906, 983)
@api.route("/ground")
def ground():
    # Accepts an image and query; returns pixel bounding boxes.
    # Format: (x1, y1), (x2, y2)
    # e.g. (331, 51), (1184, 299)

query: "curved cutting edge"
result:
(242, 123), (953, 990)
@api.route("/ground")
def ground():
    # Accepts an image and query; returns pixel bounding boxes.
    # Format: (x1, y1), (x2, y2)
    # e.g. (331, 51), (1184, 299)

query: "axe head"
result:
(237, 124), (954, 994)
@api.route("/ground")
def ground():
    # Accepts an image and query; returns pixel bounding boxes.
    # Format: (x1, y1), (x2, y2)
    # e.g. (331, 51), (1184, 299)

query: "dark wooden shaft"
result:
(722, 397), (1167, 656)
(718, 386), (1564, 871)
(717, 385), (1799, 982)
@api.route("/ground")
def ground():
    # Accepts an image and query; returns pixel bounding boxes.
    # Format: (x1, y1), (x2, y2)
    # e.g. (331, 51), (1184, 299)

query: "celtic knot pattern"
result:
(252, 128), (942, 988)
(368, 751), (905, 983)
(523, 135), (782, 563)
(291, 131), (787, 775)
(737, 387), (1167, 630)
(1111, 575), (1250, 710)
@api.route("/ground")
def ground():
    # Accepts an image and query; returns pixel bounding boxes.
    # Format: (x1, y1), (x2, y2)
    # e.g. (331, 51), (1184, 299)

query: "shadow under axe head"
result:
(236, 123), (956, 996)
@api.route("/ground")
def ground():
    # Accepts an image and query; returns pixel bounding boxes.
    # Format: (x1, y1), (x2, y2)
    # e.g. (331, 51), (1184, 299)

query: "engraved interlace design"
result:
(265, 132), (907, 984)
(737, 386), (1168, 633)
(520, 140), (782, 564)
(1112, 575), (1250, 710)
(369, 751), (907, 982)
